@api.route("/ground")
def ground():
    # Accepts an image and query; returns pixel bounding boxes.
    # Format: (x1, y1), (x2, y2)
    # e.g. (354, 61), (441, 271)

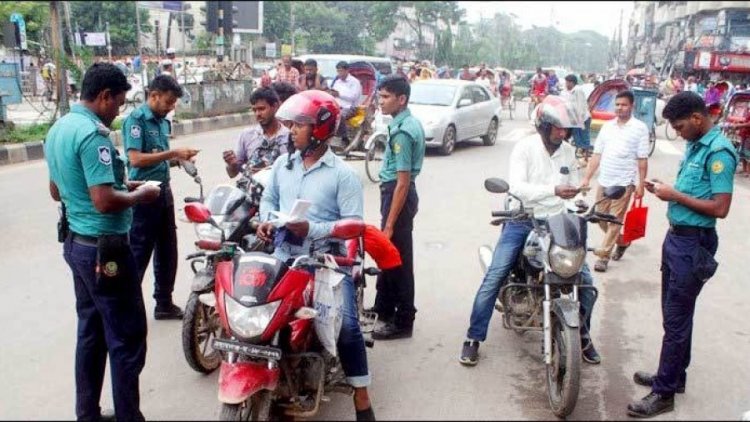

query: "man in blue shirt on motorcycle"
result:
(459, 97), (600, 366)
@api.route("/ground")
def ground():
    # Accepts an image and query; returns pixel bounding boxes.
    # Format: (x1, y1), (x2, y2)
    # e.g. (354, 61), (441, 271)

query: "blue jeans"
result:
(338, 275), (370, 388)
(467, 220), (596, 342)
(572, 118), (592, 151)
(63, 236), (147, 421)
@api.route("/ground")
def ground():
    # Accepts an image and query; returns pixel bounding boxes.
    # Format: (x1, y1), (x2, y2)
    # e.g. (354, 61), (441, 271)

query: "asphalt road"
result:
(2, 110), (750, 420)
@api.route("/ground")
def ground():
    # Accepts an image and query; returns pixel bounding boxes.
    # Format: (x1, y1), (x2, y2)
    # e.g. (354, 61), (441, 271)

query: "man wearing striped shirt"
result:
(581, 90), (650, 272)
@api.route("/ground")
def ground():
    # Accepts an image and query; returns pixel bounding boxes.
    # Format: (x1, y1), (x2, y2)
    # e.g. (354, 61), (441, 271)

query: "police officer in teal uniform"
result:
(628, 92), (738, 418)
(371, 75), (426, 340)
(123, 75), (199, 320)
(45, 63), (161, 421)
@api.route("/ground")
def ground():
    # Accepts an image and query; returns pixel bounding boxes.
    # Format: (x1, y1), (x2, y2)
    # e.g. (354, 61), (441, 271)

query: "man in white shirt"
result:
(563, 74), (593, 162)
(329, 61), (362, 145)
(459, 96), (602, 367)
(581, 90), (649, 273)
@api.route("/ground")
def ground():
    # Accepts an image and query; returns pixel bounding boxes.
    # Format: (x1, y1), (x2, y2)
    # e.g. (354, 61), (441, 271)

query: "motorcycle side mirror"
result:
(181, 160), (198, 178)
(603, 185), (626, 200)
(484, 178), (510, 194)
(184, 203), (220, 230)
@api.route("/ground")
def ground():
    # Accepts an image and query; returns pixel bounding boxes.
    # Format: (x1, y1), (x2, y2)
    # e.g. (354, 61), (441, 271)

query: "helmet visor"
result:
(275, 93), (318, 125)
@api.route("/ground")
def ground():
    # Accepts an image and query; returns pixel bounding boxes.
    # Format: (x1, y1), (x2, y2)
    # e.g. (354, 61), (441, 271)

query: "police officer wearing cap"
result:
(45, 63), (161, 421)
(371, 75), (426, 340)
(123, 75), (199, 320)
(627, 92), (738, 418)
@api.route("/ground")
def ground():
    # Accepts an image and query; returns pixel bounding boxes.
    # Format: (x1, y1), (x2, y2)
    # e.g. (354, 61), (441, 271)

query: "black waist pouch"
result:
(57, 205), (69, 243)
(96, 235), (132, 294)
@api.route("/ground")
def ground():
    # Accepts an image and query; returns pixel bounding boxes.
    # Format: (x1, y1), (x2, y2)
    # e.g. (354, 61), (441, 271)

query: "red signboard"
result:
(709, 52), (750, 73)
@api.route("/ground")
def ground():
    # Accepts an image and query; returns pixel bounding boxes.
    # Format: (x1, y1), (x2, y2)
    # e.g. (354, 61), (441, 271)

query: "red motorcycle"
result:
(182, 205), (385, 420)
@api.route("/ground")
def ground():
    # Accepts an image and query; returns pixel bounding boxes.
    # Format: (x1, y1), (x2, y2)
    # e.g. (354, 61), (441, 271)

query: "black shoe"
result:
(581, 339), (602, 364)
(633, 371), (685, 394)
(371, 322), (412, 340)
(356, 407), (376, 421)
(364, 306), (392, 323)
(459, 340), (480, 366)
(154, 303), (184, 320)
(627, 391), (674, 418)
(612, 245), (629, 261)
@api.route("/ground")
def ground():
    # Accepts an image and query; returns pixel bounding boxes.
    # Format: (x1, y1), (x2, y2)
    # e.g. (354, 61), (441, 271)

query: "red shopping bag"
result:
(622, 198), (648, 243)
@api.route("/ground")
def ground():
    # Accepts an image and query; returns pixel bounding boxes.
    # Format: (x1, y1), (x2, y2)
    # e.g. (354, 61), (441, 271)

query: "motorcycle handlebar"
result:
(491, 210), (517, 218)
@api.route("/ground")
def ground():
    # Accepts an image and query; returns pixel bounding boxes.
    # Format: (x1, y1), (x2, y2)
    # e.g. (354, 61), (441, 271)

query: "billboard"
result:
(234, 1), (263, 34)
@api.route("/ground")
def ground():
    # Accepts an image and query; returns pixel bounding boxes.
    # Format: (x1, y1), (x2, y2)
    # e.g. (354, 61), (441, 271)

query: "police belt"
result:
(71, 232), (129, 247)
(669, 225), (715, 237)
(380, 180), (416, 192)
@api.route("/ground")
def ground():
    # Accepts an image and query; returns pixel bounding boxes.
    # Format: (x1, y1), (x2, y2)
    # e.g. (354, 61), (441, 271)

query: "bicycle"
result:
(364, 132), (387, 184)
(501, 94), (516, 120)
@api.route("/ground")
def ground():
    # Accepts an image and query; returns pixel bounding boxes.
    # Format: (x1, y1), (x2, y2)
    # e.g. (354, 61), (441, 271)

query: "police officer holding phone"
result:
(45, 63), (161, 421)
(123, 75), (199, 320)
(627, 92), (738, 418)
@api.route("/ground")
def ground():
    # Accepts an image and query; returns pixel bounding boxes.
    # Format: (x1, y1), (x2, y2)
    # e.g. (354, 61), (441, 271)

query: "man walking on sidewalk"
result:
(371, 75), (425, 340)
(581, 90), (650, 272)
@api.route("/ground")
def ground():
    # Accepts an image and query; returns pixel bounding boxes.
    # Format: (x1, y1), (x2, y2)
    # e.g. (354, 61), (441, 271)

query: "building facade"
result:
(627, 1), (750, 79)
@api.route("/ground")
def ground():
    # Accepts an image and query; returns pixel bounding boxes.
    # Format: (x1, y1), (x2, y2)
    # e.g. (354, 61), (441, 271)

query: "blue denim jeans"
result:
(337, 275), (370, 388)
(572, 118), (592, 151)
(467, 220), (596, 342)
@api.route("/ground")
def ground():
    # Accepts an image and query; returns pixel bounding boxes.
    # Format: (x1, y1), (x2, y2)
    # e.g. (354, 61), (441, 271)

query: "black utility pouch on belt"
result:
(57, 204), (69, 243)
(96, 235), (132, 294)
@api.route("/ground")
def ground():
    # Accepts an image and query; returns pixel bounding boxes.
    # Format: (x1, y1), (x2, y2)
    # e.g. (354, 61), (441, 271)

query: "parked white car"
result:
(409, 79), (502, 155)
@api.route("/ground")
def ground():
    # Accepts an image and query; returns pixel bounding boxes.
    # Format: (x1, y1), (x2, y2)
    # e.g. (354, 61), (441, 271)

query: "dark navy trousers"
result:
(130, 184), (178, 305)
(652, 228), (719, 396)
(63, 236), (147, 421)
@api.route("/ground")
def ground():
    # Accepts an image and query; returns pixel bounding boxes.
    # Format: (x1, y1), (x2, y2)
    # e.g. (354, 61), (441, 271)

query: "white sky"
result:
(459, 1), (634, 41)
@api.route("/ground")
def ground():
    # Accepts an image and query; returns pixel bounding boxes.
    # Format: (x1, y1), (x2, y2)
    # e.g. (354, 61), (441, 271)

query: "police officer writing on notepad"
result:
(627, 92), (738, 418)
(45, 63), (161, 421)
(370, 75), (425, 340)
(123, 75), (199, 320)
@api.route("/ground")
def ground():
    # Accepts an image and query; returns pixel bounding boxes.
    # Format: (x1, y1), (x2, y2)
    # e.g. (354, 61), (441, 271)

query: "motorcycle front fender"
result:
(551, 298), (580, 329)
(218, 361), (280, 405)
(191, 268), (214, 292)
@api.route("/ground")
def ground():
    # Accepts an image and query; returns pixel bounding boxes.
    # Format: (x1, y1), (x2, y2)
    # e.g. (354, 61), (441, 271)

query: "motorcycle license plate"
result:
(212, 339), (282, 360)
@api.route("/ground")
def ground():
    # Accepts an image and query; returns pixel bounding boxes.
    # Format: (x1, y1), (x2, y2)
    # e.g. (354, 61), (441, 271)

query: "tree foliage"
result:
(69, 1), (151, 56)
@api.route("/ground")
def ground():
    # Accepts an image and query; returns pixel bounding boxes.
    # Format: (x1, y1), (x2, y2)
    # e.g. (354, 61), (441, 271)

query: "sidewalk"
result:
(0, 107), (255, 166)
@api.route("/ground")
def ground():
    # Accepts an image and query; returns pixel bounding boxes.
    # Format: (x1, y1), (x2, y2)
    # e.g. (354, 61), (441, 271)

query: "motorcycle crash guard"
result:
(551, 298), (580, 329)
(218, 361), (280, 404)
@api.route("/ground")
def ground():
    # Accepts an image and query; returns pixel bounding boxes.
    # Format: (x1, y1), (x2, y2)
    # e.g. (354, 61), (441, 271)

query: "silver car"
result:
(409, 80), (502, 155)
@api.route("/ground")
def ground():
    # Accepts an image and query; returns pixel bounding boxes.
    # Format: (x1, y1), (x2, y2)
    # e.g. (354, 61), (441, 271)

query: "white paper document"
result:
(268, 199), (312, 227)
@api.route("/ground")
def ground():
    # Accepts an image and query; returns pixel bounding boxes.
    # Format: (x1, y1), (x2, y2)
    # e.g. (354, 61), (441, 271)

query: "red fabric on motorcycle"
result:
(622, 198), (648, 243)
(363, 225), (402, 270)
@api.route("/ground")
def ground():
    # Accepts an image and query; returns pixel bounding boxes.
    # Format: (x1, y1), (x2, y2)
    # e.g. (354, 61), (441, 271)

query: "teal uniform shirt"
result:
(379, 108), (426, 183)
(667, 126), (738, 228)
(122, 104), (172, 182)
(44, 104), (132, 236)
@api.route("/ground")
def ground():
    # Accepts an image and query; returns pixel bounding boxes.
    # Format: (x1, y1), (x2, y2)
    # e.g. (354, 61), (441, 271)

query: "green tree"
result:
(70, 1), (152, 56)
(0, 2), (50, 54)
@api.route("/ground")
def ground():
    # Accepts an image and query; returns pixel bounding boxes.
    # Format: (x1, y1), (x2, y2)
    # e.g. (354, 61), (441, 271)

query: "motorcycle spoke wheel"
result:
(545, 318), (581, 418)
(182, 293), (222, 373)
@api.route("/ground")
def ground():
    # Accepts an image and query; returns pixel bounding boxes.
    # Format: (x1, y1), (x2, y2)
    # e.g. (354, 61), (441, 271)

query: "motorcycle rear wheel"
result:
(182, 292), (222, 374)
(546, 317), (581, 418)
(219, 390), (273, 421)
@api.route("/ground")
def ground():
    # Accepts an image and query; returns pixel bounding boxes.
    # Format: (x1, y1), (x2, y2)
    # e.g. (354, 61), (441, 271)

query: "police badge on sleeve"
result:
(98, 146), (112, 165)
(130, 125), (142, 139)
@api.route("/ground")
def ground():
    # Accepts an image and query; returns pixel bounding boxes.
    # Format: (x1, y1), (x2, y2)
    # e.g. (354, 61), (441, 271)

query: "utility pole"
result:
(135, 2), (142, 55)
(63, 1), (77, 66)
(290, 2), (295, 55)
(181, 7), (187, 84)
(105, 21), (112, 62)
(49, 1), (70, 116)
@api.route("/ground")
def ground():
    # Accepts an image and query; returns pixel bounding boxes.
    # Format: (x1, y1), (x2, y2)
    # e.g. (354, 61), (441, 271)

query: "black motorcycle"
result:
(478, 178), (625, 418)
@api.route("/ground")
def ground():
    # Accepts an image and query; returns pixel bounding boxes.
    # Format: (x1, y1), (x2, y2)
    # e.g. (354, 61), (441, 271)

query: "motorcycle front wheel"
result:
(182, 292), (222, 374)
(219, 390), (273, 421)
(546, 317), (581, 418)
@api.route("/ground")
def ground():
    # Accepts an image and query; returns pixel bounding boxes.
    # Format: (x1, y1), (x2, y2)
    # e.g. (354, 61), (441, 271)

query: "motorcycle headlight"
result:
(196, 223), (223, 242)
(548, 245), (586, 279)
(224, 294), (281, 339)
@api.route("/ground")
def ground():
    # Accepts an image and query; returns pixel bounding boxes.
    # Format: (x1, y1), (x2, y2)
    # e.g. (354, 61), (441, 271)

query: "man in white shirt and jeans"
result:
(581, 90), (649, 272)
(329, 61), (362, 145)
(459, 96), (602, 366)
